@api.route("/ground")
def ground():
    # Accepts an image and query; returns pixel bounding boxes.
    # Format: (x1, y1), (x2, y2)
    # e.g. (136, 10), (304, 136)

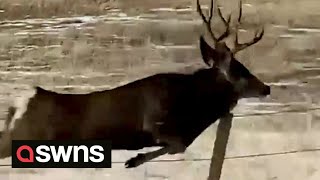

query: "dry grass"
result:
(1, 0), (320, 28)
(0, 0), (111, 20)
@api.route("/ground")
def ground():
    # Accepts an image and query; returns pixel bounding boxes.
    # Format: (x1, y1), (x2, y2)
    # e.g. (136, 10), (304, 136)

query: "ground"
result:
(0, 0), (320, 179)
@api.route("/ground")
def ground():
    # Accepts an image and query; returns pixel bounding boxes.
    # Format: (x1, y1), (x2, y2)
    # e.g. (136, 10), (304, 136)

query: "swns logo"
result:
(12, 140), (111, 168)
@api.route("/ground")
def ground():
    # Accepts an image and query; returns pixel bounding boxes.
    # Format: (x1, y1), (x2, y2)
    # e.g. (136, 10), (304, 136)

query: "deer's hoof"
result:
(125, 153), (145, 168)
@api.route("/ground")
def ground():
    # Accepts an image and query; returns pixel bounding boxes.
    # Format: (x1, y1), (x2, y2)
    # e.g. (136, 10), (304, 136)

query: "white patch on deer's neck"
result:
(217, 67), (231, 83)
(216, 54), (232, 82)
(9, 88), (37, 130)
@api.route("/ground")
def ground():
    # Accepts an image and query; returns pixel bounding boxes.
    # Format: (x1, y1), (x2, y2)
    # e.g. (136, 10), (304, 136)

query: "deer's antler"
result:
(196, 0), (264, 53)
(230, 0), (264, 53)
(196, 0), (231, 45)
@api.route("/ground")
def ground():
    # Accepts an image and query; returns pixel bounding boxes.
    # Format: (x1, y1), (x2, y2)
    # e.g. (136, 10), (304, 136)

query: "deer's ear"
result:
(199, 36), (231, 71)
(199, 36), (216, 67)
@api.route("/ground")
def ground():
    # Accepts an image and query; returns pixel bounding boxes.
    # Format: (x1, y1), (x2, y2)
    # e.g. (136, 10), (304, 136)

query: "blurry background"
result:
(0, 0), (320, 179)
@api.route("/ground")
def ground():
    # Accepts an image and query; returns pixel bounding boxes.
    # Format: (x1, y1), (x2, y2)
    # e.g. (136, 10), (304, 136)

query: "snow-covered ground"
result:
(0, 0), (320, 179)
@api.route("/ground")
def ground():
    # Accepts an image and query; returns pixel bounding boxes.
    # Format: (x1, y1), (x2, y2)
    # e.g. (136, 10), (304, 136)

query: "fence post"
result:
(207, 113), (233, 180)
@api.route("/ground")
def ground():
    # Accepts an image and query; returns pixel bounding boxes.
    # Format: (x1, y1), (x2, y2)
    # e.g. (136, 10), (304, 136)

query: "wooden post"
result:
(207, 113), (233, 180)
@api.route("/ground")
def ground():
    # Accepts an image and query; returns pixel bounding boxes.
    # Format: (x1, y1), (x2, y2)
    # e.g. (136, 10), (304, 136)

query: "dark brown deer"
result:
(0, 0), (269, 168)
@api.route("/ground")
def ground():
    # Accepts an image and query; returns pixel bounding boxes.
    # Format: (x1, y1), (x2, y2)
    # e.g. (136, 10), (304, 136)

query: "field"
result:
(0, 0), (320, 179)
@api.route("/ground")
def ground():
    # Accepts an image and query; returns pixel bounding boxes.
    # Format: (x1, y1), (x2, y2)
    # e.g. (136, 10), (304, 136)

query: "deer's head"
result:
(197, 0), (270, 98)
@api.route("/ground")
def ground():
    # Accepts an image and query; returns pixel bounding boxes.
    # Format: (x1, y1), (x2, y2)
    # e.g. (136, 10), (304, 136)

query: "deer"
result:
(0, 0), (269, 168)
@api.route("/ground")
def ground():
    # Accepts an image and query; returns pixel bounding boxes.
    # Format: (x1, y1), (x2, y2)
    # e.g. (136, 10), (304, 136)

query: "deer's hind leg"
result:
(0, 131), (12, 159)
(0, 106), (16, 159)
(0, 111), (46, 159)
(0, 122), (45, 159)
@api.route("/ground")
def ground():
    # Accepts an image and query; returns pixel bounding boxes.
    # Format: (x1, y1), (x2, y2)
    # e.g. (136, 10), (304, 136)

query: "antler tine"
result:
(216, 6), (232, 41)
(232, 27), (264, 53)
(208, 0), (214, 23)
(237, 0), (242, 23)
(196, 0), (218, 43)
(231, 0), (265, 53)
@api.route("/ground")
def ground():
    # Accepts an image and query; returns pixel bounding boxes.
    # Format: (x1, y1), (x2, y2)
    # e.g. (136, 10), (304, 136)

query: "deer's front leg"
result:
(124, 138), (187, 168)
(125, 146), (170, 168)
